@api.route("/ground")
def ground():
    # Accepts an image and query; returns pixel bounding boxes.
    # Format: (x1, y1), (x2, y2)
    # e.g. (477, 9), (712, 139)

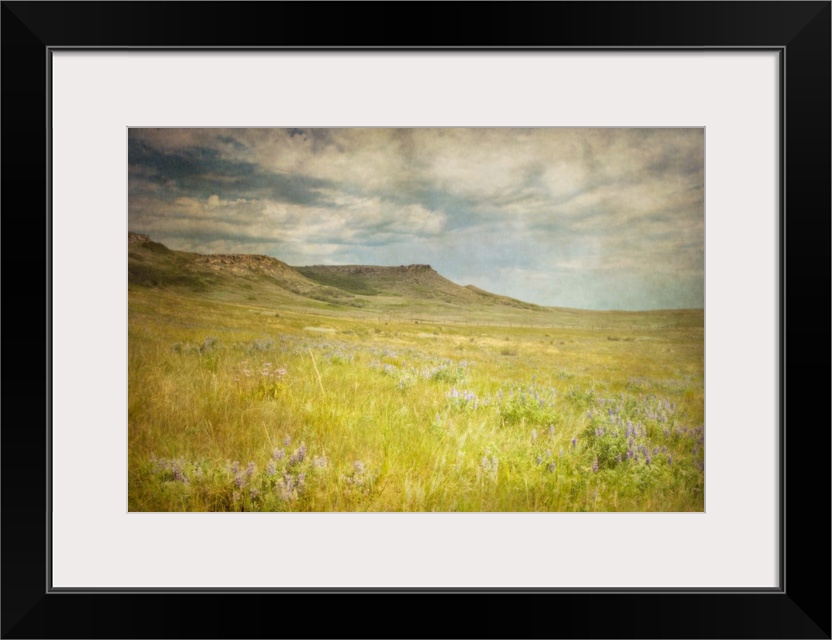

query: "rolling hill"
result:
(128, 233), (543, 312)
(127, 233), (703, 329)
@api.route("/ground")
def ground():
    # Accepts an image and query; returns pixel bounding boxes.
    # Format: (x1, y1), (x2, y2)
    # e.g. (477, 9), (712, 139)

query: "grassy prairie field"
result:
(128, 271), (705, 512)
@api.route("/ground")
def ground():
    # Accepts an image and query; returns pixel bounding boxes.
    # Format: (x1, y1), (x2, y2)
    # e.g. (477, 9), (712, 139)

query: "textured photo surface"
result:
(128, 128), (704, 512)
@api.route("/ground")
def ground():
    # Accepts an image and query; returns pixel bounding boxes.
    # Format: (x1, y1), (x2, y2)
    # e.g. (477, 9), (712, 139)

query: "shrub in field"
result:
(429, 362), (468, 384)
(371, 358), (470, 390)
(581, 396), (687, 476)
(498, 385), (559, 426)
(567, 386), (596, 410)
(250, 337), (273, 352)
(581, 422), (628, 470)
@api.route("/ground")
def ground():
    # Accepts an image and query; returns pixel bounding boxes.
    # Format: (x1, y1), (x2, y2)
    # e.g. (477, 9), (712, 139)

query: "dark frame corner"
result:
(2, 2), (829, 638)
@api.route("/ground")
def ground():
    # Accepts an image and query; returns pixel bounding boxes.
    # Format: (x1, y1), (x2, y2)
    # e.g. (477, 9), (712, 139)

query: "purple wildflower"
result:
(547, 462), (556, 473)
(289, 443), (307, 466)
(172, 463), (188, 484)
(245, 462), (256, 478)
(571, 437), (577, 448)
(267, 461), (276, 476)
(536, 455), (543, 465)
(282, 474), (295, 492)
(592, 458), (599, 473)
(273, 447), (285, 461)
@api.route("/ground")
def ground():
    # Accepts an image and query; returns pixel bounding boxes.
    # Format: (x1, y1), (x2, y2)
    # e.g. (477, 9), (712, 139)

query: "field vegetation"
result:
(128, 236), (704, 512)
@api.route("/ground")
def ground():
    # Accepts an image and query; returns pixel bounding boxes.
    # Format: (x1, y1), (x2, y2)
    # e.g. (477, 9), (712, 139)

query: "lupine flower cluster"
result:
(171, 335), (220, 354)
(446, 387), (485, 410)
(288, 443), (307, 466)
(532, 446), (556, 471)
(480, 450), (499, 480)
(582, 394), (691, 471)
(344, 460), (374, 493)
(643, 398), (676, 423)
(146, 435), (331, 510)
(370, 358), (470, 389)
(150, 456), (191, 484)
(275, 473), (299, 502)
(229, 460), (256, 489)
(249, 338), (273, 352)
(496, 383), (560, 425)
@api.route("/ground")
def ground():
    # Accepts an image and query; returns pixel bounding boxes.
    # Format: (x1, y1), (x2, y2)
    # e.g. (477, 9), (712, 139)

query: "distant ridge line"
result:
(127, 233), (704, 315)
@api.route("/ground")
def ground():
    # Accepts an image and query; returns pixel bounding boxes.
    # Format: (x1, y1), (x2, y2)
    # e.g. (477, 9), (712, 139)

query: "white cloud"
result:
(129, 127), (704, 309)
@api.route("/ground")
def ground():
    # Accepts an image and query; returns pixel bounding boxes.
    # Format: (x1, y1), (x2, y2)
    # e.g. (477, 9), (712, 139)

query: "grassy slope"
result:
(128, 235), (704, 511)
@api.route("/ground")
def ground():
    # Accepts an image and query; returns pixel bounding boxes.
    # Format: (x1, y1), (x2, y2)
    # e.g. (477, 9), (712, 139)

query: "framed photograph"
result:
(4, 2), (829, 638)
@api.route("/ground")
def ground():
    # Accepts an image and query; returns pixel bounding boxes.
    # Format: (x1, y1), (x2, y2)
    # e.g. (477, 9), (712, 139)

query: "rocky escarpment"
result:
(195, 253), (303, 279)
(128, 232), (152, 244)
(299, 263), (482, 303)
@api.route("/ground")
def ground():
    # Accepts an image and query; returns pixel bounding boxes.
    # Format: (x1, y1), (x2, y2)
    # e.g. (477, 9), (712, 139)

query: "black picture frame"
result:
(2, 2), (829, 638)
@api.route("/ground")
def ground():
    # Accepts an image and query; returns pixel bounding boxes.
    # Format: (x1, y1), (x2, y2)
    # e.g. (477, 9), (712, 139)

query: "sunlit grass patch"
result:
(129, 288), (704, 512)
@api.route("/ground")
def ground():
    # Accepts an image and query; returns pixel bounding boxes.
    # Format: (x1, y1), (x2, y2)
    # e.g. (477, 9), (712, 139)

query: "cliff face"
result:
(298, 263), (482, 303)
(194, 253), (305, 281)
(128, 232), (152, 244)
(313, 264), (433, 274)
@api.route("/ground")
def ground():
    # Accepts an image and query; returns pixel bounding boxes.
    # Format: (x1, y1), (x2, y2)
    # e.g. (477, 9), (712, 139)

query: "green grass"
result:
(128, 286), (704, 512)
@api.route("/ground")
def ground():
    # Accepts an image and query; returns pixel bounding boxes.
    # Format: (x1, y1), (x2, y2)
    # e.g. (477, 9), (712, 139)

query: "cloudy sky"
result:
(128, 128), (704, 310)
